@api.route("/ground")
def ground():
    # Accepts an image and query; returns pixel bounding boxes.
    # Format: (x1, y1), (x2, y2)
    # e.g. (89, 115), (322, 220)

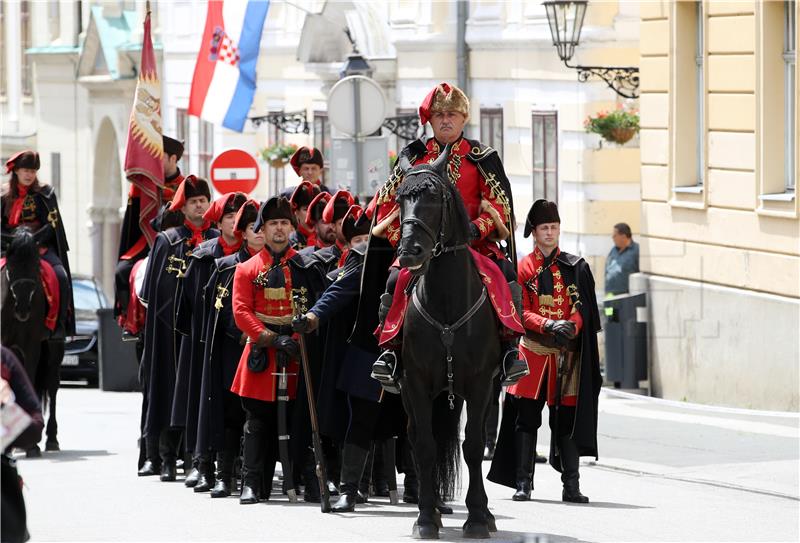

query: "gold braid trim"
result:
(476, 163), (512, 221)
(377, 162), (406, 206)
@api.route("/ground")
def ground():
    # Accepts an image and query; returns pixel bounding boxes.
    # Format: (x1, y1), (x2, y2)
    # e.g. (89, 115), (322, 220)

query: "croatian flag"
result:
(188, 0), (270, 132)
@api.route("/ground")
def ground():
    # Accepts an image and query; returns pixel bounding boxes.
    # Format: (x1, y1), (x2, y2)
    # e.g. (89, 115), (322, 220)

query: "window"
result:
(671, 0), (705, 192)
(268, 118), (285, 196)
(48, 0), (60, 43)
(21, 0), (31, 97)
(785, 0), (796, 192)
(198, 120), (214, 179)
(175, 108), (190, 172)
(695, 1), (705, 186)
(532, 112), (558, 203)
(480, 108), (504, 160)
(759, 0), (798, 201)
(313, 111), (331, 182)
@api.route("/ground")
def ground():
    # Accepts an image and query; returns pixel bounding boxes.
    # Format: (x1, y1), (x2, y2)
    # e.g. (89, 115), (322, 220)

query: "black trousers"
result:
(515, 396), (576, 440)
(344, 395), (383, 450)
(240, 397), (278, 479)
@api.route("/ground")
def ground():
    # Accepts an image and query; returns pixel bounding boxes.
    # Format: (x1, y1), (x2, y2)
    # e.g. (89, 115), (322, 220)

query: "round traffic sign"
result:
(327, 76), (387, 137)
(209, 149), (260, 194)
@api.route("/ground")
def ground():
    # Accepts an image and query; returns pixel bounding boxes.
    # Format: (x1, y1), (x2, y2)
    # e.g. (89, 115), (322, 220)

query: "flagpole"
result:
(146, 0), (151, 15)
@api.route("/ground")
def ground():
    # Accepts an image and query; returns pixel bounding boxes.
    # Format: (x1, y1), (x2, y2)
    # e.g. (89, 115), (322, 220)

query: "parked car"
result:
(61, 275), (109, 386)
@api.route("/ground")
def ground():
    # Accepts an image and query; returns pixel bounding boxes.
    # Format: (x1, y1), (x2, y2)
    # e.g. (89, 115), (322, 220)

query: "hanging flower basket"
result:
(258, 143), (298, 169)
(584, 107), (640, 146)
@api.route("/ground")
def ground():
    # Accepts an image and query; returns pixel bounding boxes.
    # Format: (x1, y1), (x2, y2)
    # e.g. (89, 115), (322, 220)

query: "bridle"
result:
(399, 168), (485, 410)
(3, 267), (38, 313)
(399, 169), (467, 260)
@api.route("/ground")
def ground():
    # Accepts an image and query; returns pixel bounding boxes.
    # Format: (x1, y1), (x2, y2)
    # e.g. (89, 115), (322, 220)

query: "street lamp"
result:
(543, 0), (640, 99)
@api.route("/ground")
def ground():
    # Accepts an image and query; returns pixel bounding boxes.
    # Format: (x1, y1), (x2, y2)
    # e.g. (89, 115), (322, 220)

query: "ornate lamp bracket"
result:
(250, 110), (310, 134)
(381, 115), (421, 142)
(567, 62), (640, 99)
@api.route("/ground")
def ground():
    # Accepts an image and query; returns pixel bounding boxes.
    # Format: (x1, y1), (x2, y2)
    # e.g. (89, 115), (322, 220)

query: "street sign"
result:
(331, 136), (389, 196)
(327, 76), (387, 137)
(209, 149), (260, 194)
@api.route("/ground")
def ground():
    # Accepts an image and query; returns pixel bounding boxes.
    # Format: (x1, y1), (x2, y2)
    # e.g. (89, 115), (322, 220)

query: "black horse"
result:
(395, 147), (499, 539)
(1, 226), (65, 455)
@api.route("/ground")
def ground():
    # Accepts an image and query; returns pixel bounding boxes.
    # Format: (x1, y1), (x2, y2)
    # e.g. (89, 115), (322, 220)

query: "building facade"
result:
(637, 0), (799, 410)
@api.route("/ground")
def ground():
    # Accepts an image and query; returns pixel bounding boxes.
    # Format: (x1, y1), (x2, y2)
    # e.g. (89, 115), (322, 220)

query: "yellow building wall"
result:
(638, 0), (800, 298)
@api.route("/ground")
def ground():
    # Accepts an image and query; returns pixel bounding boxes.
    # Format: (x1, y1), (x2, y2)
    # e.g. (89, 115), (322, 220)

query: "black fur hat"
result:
(524, 199), (560, 238)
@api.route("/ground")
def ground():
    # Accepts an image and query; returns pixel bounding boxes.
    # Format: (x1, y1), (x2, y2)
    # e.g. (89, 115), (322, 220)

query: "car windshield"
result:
(72, 280), (106, 313)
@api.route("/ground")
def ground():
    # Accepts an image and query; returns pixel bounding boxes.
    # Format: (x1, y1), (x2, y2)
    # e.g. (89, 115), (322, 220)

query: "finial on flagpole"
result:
(146, 0), (151, 15)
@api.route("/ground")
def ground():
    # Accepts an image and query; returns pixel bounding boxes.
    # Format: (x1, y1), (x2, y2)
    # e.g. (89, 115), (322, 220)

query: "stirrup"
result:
(500, 349), (529, 386)
(371, 350), (401, 394)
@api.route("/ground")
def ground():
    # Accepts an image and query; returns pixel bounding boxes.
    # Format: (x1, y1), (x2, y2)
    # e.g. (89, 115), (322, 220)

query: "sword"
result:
(553, 347), (567, 465)
(274, 349), (298, 503)
(292, 293), (332, 513)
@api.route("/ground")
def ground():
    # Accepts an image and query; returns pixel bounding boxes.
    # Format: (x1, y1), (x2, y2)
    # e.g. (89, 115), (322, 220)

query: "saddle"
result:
(0, 256), (60, 331)
(376, 248), (524, 348)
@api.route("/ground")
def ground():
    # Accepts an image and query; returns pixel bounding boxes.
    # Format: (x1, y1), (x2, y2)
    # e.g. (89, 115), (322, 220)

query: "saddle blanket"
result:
(0, 257), (59, 331)
(377, 248), (523, 348)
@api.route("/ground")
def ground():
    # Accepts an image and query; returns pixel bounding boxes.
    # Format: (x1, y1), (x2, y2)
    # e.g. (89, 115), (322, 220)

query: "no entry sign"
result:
(210, 149), (260, 194)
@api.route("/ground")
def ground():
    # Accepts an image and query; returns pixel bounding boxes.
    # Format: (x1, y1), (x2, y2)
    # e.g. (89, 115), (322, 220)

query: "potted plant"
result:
(584, 106), (640, 145)
(258, 143), (298, 168)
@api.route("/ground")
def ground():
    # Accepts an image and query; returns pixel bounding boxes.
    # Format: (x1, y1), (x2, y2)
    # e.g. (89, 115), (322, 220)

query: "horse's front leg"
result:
(402, 382), (439, 540)
(461, 375), (493, 538)
(45, 339), (63, 451)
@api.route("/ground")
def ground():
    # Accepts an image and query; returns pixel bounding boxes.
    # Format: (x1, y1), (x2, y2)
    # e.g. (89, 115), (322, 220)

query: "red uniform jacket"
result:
(374, 137), (508, 260)
(507, 246), (583, 405)
(230, 247), (300, 402)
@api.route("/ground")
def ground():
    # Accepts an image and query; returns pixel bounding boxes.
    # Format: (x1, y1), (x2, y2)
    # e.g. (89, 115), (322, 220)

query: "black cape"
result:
(487, 252), (601, 488)
(1, 185), (75, 335)
(140, 224), (219, 439)
(195, 246), (251, 454)
(171, 237), (226, 451)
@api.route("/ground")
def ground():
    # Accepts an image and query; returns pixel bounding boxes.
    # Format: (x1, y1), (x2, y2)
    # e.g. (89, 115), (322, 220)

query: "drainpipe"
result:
(456, 0), (469, 97)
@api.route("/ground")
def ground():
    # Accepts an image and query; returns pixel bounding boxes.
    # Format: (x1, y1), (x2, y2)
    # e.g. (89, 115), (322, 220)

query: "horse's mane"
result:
(6, 228), (39, 267)
(396, 167), (472, 243)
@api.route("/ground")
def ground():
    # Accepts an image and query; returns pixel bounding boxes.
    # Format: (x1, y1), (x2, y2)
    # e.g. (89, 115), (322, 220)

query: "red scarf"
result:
(219, 235), (241, 256)
(246, 245), (261, 257)
(8, 185), (29, 227)
(185, 219), (211, 247)
(338, 248), (349, 269)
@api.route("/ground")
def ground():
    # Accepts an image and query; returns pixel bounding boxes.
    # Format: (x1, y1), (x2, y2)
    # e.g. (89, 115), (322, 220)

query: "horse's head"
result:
(395, 145), (471, 276)
(3, 227), (41, 322)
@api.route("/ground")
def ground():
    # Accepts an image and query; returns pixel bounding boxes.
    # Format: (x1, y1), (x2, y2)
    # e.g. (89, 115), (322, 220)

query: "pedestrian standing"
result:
(604, 222), (639, 296)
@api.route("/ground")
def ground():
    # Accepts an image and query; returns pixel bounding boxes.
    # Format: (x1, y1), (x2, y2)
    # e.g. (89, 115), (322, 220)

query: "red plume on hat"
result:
(169, 175), (212, 211)
(5, 150), (40, 174)
(203, 192), (247, 223)
(322, 190), (355, 223)
(289, 146), (324, 176)
(305, 191), (332, 227)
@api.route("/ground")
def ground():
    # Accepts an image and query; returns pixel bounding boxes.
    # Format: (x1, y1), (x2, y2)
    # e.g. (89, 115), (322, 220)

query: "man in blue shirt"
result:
(604, 223), (639, 296)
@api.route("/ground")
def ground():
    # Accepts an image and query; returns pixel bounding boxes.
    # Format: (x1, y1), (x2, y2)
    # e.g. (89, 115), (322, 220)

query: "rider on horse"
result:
(367, 82), (528, 390)
(1, 150), (74, 338)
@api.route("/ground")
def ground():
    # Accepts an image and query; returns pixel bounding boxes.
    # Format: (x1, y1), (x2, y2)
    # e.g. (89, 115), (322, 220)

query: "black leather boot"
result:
(194, 454), (216, 492)
(560, 438), (589, 503)
(139, 436), (160, 476)
(138, 459), (160, 476)
(184, 456), (201, 487)
(303, 450), (321, 503)
(371, 442), (390, 497)
(332, 444), (370, 513)
(211, 429), (239, 498)
(371, 350), (400, 394)
(240, 420), (265, 504)
(501, 346), (530, 386)
(512, 431), (535, 501)
(160, 460), (177, 482)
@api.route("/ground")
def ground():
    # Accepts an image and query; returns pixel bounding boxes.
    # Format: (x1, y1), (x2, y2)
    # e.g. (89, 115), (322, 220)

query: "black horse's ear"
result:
(431, 143), (452, 178)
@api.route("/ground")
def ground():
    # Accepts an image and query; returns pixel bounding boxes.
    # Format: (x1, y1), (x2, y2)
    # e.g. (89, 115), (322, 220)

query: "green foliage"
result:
(258, 143), (298, 163)
(584, 106), (640, 144)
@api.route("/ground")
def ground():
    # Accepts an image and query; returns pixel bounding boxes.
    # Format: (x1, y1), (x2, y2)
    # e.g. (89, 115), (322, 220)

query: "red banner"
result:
(123, 9), (164, 247)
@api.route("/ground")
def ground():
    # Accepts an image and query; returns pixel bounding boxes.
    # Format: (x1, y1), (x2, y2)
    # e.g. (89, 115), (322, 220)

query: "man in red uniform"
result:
(488, 199), (602, 504)
(367, 82), (527, 388)
(299, 192), (335, 255)
(290, 146), (329, 193)
(229, 197), (320, 504)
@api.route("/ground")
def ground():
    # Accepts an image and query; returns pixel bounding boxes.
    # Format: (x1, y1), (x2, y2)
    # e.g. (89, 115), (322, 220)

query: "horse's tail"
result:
(432, 394), (462, 502)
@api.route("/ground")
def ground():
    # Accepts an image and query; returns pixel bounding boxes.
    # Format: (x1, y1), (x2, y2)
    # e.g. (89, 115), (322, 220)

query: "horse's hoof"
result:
(487, 515), (497, 533)
(462, 521), (491, 539)
(45, 440), (60, 452)
(412, 522), (439, 540)
(26, 445), (42, 458)
(433, 510), (443, 528)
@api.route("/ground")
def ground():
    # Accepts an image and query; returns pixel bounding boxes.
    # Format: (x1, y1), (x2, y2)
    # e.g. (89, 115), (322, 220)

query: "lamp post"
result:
(543, 0), (640, 99)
